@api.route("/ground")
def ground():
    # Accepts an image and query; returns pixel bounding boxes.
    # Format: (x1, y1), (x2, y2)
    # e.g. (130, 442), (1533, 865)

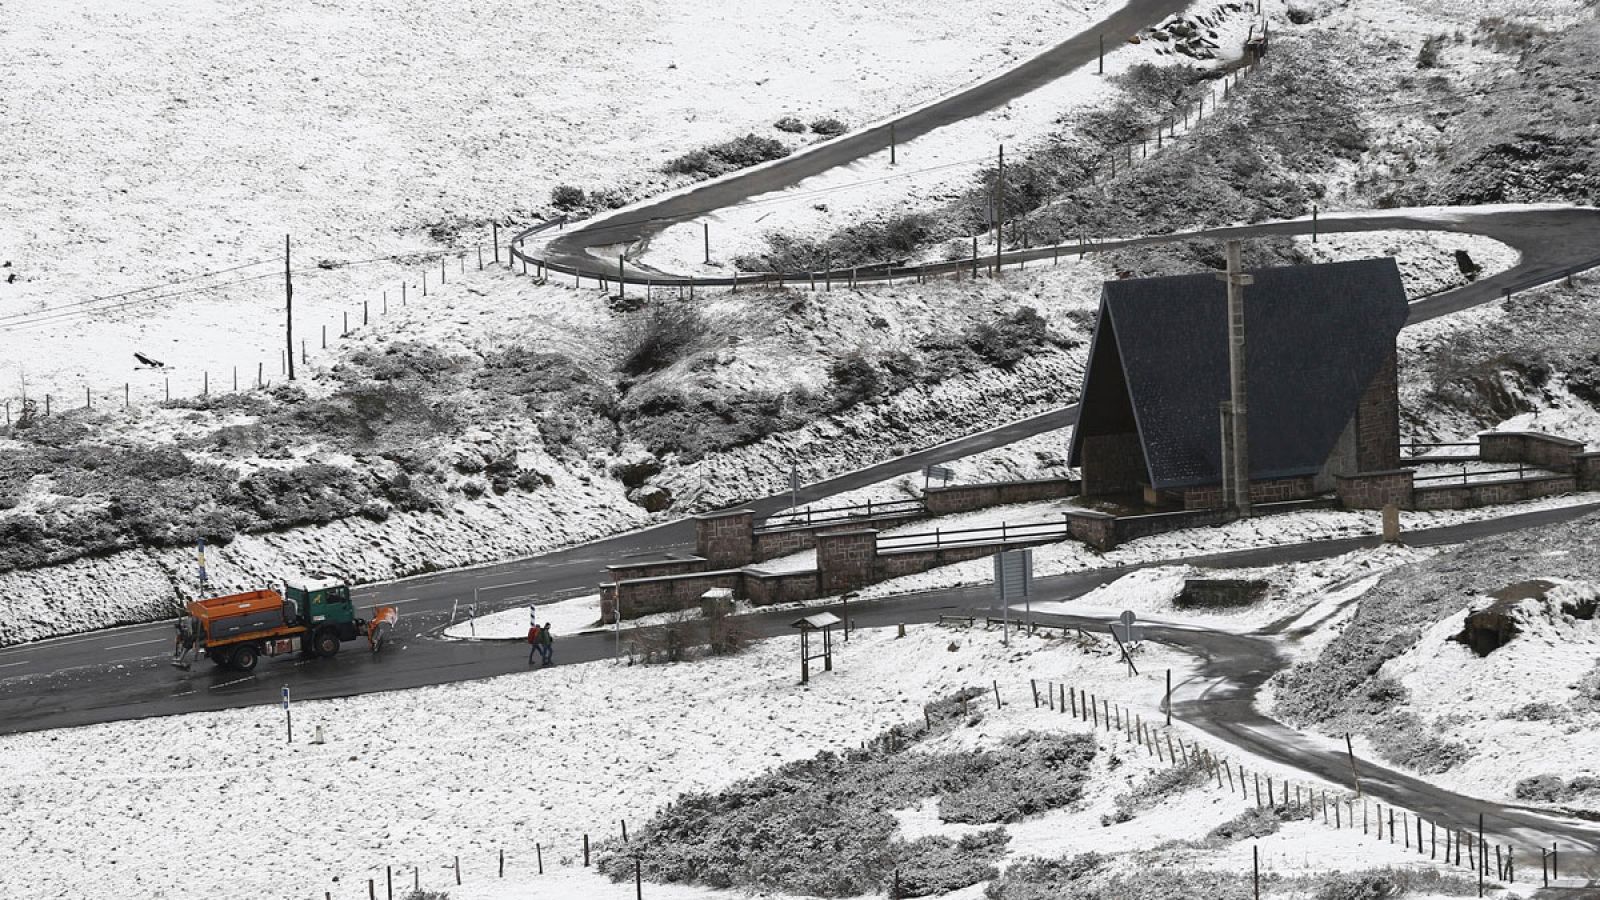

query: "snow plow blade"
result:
(367, 605), (399, 652)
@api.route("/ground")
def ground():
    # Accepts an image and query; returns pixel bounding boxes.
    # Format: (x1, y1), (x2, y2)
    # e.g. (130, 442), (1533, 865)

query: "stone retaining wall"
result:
(1336, 470), (1415, 510)
(1413, 474), (1576, 510)
(1480, 432), (1585, 472)
(924, 477), (1080, 516)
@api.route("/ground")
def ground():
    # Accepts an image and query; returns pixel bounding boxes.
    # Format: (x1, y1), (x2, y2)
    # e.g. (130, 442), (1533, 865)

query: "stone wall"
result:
(744, 570), (821, 606)
(1081, 432), (1145, 496)
(1577, 452), (1600, 491)
(1356, 351), (1401, 472)
(751, 527), (816, 561)
(695, 510), (755, 568)
(1413, 474), (1576, 510)
(1179, 476), (1319, 510)
(924, 477), (1081, 516)
(1114, 507), (1232, 543)
(1479, 432), (1585, 472)
(817, 529), (878, 594)
(605, 557), (708, 583)
(600, 569), (744, 621)
(1067, 510), (1117, 552)
(1336, 470), (1415, 510)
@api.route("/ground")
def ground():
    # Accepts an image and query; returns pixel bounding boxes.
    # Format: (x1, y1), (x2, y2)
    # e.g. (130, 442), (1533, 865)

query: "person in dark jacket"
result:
(527, 623), (542, 665)
(537, 622), (554, 666)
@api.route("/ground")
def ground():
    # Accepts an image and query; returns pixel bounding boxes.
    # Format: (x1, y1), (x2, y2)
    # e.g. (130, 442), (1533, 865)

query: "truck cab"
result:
(284, 577), (359, 643)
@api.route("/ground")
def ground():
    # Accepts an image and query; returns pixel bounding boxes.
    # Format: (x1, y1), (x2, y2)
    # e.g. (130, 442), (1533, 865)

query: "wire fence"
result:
(296, 621), (1558, 899)
(0, 241), (507, 429)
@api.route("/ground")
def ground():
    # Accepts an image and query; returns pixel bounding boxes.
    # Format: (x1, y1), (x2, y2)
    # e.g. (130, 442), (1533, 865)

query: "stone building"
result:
(1069, 257), (1408, 510)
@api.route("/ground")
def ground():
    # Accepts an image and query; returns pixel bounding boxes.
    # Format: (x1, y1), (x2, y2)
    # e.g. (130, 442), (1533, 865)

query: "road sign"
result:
(924, 464), (954, 486)
(281, 686), (292, 744)
(789, 467), (801, 493)
(993, 549), (1034, 646)
(281, 686), (291, 709)
(993, 549), (1033, 601)
(1110, 610), (1144, 646)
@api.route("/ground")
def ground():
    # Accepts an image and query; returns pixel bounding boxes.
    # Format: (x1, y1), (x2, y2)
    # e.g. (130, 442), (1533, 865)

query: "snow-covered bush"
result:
(618, 303), (704, 376)
(774, 115), (806, 133)
(663, 133), (790, 179)
(595, 718), (1093, 896)
(891, 828), (1010, 898)
(983, 852), (1105, 900)
(1101, 758), (1210, 825)
(809, 117), (848, 137)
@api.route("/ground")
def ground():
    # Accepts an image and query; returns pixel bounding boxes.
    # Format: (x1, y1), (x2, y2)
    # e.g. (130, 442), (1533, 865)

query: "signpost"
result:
(993, 549), (1034, 646)
(789, 466), (801, 513)
(196, 538), (209, 594)
(923, 464), (954, 490)
(281, 686), (292, 744)
(1109, 610), (1142, 676)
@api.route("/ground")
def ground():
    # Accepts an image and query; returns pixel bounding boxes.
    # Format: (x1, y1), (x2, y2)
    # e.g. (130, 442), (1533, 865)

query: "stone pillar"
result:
(1576, 452), (1600, 491)
(817, 528), (878, 594)
(694, 509), (755, 569)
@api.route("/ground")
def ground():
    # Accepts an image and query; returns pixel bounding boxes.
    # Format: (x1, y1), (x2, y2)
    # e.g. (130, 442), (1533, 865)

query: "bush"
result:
(619, 303), (704, 376)
(549, 184), (586, 211)
(1514, 774), (1568, 803)
(1286, 5), (1314, 23)
(892, 828), (1009, 898)
(1417, 34), (1448, 68)
(983, 853), (1105, 900)
(664, 134), (790, 179)
(1102, 759), (1211, 825)
(828, 352), (884, 410)
(810, 117), (848, 137)
(774, 115), (806, 133)
(596, 724), (1093, 897)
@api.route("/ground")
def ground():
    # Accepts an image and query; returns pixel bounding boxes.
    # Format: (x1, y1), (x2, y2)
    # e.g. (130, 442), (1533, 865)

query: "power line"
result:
(0, 256), (285, 325)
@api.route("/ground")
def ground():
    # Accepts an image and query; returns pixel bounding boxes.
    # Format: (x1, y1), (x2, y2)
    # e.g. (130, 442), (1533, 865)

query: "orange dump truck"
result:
(172, 578), (397, 671)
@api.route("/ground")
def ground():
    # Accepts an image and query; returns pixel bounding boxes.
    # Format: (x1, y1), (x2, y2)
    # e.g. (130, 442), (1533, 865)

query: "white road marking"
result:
(209, 676), (255, 691)
(0, 660), (28, 668)
(105, 639), (166, 650)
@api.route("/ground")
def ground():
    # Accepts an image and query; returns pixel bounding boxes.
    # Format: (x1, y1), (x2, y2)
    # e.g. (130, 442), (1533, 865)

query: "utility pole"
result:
(285, 235), (295, 381)
(1216, 240), (1253, 515)
(993, 145), (1005, 276)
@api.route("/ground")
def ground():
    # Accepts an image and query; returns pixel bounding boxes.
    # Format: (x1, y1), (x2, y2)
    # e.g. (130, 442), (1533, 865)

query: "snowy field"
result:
(0, 620), (1514, 900)
(0, 0), (1112, 403)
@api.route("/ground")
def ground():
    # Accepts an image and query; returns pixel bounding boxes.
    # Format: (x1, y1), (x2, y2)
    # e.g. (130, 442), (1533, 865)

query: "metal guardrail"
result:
(757, 497), (926, 532)
(1412, 463), (1555, 485)
(877, 515), (1071, 553)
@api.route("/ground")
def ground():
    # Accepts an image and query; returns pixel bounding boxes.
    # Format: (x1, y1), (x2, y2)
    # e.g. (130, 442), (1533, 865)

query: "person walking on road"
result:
(527, 622), (543, 665)
(537, 622), (554, 667)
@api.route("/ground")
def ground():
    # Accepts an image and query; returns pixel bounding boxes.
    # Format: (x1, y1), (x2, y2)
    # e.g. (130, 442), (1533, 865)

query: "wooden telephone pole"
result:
(285, 235), (295, 381)
(1216, 240), (1253, 515)
(993, 145), (1005, 275)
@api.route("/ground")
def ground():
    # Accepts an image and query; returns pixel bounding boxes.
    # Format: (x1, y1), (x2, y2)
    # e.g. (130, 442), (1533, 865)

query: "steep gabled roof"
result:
(1068, 257), (1408, 490)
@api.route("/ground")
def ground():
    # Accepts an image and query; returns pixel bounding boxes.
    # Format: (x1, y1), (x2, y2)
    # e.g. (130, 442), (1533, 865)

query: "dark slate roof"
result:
(1069, 257), (1408, 489)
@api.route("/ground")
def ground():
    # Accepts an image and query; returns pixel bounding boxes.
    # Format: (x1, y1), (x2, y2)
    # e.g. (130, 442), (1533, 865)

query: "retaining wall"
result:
(1412, 474), (1576, 510)
(1479, 432), (1585, 472)
(924, 477), (1080, 516)
(1337, 470), (1415, 510)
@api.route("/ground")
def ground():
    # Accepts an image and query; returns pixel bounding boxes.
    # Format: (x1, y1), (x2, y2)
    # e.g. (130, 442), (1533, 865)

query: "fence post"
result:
(454, 855), (461, 885)
(584, 834), (591, 866)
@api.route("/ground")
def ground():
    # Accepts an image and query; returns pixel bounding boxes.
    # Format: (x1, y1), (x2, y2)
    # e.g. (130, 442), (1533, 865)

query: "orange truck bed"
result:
(187, 589), (302, 645)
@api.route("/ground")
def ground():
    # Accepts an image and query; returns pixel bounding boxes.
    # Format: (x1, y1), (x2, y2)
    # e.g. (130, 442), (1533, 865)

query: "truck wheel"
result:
(314, 629), (341, 658)
(230, 643), (259, 672)
(209, 650), (231, 668)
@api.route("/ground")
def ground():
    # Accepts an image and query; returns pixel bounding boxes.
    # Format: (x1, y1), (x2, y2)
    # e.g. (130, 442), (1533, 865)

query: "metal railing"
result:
(877, 515), (1072, 553)
(1412, 463), (1553, 485)
(757, 497), (925, 532)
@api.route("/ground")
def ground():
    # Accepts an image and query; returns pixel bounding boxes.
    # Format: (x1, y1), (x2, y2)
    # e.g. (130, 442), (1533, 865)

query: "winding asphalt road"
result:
(4, 0), (1600, 884)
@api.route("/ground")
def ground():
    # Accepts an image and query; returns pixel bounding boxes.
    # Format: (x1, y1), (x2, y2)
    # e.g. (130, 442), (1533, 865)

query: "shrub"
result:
(1368, 711), (1472, 774)
(664, 134), (790, 178)
(1102, 759), (1211, 825)
(892, 828), (1009, 898)
(1475, 16), (1547, 53)
(550, 184), (586, 210)
(1514, 774), (1568, 803)
(983, 853), (1105, 900)
(1286, 5), (1314, 23)
(810, 117), (848, 137)
(597, 724), (1093, 897)
(774, 115), (806, 133)
(619, 303), (704, 376)
(1417, 34), (1448, 68)
(828, 352), (884, 410)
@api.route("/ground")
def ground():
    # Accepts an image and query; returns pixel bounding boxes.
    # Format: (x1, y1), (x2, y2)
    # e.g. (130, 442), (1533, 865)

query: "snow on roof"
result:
(284, 575), (345, 592)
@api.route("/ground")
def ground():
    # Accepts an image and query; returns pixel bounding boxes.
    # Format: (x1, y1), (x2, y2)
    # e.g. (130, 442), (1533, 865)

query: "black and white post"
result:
(281, 685), (292, 744)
